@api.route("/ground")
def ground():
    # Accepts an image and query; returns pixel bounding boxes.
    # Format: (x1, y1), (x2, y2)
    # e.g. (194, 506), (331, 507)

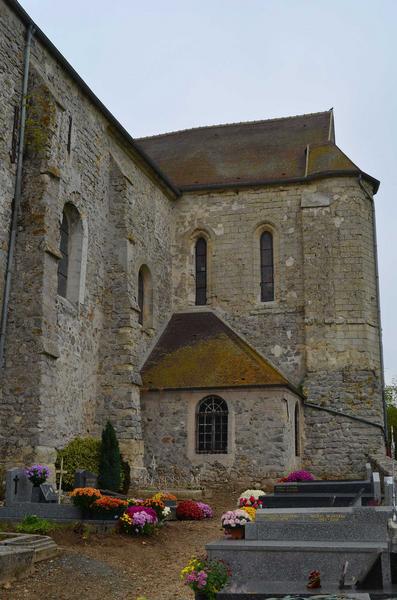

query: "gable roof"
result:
(141, 311), (294, 391)
(137, 111), (379, 193)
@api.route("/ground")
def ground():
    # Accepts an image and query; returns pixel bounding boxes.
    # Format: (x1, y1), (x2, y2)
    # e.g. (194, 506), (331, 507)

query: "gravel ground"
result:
(0, 493), (231, 600)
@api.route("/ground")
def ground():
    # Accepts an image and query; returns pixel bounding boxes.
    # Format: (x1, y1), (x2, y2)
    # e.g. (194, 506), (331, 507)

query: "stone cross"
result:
(149, 455), (157, 487)
(55, 457), (67, 504)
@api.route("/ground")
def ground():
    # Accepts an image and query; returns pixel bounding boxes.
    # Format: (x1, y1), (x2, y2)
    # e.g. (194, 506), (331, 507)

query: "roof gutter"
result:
(357, 174), (388, 446)
(180, 169), (380, 195)
(0, 22), (34, 368)
(4, 0), (180, 199)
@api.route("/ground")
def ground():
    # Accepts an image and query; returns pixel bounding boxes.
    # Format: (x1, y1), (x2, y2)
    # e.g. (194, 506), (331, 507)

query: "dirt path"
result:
(1, 494), (231, 600)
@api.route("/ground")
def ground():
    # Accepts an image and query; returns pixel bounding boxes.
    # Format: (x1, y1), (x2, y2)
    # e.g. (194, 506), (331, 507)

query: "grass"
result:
(15, 514), (59, 535)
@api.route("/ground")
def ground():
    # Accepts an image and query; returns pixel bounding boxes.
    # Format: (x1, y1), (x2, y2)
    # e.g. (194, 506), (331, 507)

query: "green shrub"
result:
(387, 404), (397, 456)
(98, 422), (121, 492)
(16, 515), (56, 535)
(56, 437), (101, 490)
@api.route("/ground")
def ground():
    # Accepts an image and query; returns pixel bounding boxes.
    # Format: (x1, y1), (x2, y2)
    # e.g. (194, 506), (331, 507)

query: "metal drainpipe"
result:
(357, 174), (388, 446)
(0, 23), (35, 368)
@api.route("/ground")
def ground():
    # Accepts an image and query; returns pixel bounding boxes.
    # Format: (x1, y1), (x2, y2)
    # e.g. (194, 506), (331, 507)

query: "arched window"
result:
(57, 212), (69, 298)
(260, 231), (274, 302)
(196, 396), (228, 454)
(57, 203), (85, 304)
(294, 403), (300, 457)
(195, 237), (207, 305)
(138, 265), (153, 327)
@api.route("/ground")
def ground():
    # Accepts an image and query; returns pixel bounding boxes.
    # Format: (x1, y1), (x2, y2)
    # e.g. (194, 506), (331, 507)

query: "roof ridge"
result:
(136, 110), (332, 141)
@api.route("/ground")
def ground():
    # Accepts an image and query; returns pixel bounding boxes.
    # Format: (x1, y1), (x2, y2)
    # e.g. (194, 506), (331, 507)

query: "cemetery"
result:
(2, 458), (397, 599)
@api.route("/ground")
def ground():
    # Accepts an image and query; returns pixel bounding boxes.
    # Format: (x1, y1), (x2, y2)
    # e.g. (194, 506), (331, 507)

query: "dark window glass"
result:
(295, 404), (300, 456)
(195, 237), (207, 305)
(57, 213), (69, 297)
(196, 396), (228, 454)
(138, 269), (144, 325)
(260, 231), (274, 302)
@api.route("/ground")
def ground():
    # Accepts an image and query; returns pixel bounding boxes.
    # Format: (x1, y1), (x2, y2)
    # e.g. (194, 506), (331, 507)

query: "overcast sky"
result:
(19, 0), (397, 383)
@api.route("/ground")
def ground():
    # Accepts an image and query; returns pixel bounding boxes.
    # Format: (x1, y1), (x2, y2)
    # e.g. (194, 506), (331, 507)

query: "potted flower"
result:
(176, 500), (205, 520)
(120, 505), (158, 535)
(221, 509), (251, 539)
(238, 489), (266, 509)
(91, 495), (128, 519)
(25, 465), (50, 502)
(283, 469), (315, 482)
(180, 555), (231, 600)
(70, 487), (102, 517)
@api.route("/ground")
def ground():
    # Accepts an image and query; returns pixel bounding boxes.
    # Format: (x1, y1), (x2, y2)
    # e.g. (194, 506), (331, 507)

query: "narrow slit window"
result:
(195, 237), (207, 305)
(260, 231), (274, 302)
(138, 269), (144, 325)
(57, 212), (69, 298)
(196, 396), (228, 454)
(294, 404), (300, 457)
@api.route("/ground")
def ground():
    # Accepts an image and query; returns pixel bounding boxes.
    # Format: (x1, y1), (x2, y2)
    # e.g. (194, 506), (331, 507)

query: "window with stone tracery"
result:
(196, 396), (228, 454)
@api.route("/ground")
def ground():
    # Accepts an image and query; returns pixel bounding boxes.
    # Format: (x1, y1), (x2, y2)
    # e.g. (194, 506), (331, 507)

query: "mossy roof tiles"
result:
(141, 312), (292, 390)
(137, 110), (379, 192)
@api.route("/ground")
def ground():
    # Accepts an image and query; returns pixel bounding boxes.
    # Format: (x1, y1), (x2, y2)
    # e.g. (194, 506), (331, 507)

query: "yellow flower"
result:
(242, 506), (256, 521)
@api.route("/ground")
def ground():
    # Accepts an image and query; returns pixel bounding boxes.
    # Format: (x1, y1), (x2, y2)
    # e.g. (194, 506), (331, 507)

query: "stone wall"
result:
(172, 177), (385, 477)
(141, 388), (302, 485)
(0, 1), (24, 322)
(0, 0), (175, 470)
(172, 184), (306, 384)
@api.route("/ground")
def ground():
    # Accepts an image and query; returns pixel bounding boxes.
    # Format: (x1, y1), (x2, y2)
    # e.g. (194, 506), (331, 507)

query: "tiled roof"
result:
(137, 111), (379, 192)
(141, 311), (292, 390)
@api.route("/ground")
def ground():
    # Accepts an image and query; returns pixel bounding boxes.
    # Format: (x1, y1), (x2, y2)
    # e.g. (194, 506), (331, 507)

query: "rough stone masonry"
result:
(0, 0), (386, 484)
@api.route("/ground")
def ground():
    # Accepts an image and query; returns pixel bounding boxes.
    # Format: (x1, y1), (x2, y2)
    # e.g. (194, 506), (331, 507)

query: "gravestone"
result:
(5, 468), (32, 505)
(74, 470), (98, 489)
(372, 472), (381, 504)
(40, 483), (57, 503)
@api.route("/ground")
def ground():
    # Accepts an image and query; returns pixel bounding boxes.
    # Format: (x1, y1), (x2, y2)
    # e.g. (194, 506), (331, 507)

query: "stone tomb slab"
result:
(247, 507), (391, 542)
(206, 539), (387, 587)
(273, 481), (373, 496)
(260, 495), (360, 509)
(218, 580), (372, 599)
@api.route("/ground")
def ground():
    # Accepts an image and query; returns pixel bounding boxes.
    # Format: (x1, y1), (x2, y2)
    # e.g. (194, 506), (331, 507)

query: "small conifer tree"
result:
(98, 421), (121, 492)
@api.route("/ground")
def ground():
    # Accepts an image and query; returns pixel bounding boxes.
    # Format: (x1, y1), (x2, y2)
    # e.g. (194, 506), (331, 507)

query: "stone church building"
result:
(0, 0), (387, 484)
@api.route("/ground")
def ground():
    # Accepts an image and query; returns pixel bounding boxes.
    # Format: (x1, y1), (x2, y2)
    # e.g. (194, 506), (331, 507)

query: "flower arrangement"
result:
(25, 465), (50, 486)
(151, 491), (177, 503)
(180, 555), (231, 600)
(91, 495), (128, 517)
(238, 489), (265, 509)
(70, 487), (102, 509)
(283, 470), (315, 482)
(143, 497), (166, 521)
(120, 505), (158, 535)
(176, 500), (204, 520)
(241, 505), (256, 521)
(221, 509), (251, 529)
(196, 502), (213, 518)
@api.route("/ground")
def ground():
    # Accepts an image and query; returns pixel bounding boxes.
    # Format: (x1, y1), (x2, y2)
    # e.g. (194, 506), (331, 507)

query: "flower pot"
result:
(225, 526), (244, 540)
(195, 593), (208, 600)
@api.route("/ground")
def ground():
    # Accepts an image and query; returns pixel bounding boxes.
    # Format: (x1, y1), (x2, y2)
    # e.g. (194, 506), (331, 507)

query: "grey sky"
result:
(19, 0), (397, 383)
